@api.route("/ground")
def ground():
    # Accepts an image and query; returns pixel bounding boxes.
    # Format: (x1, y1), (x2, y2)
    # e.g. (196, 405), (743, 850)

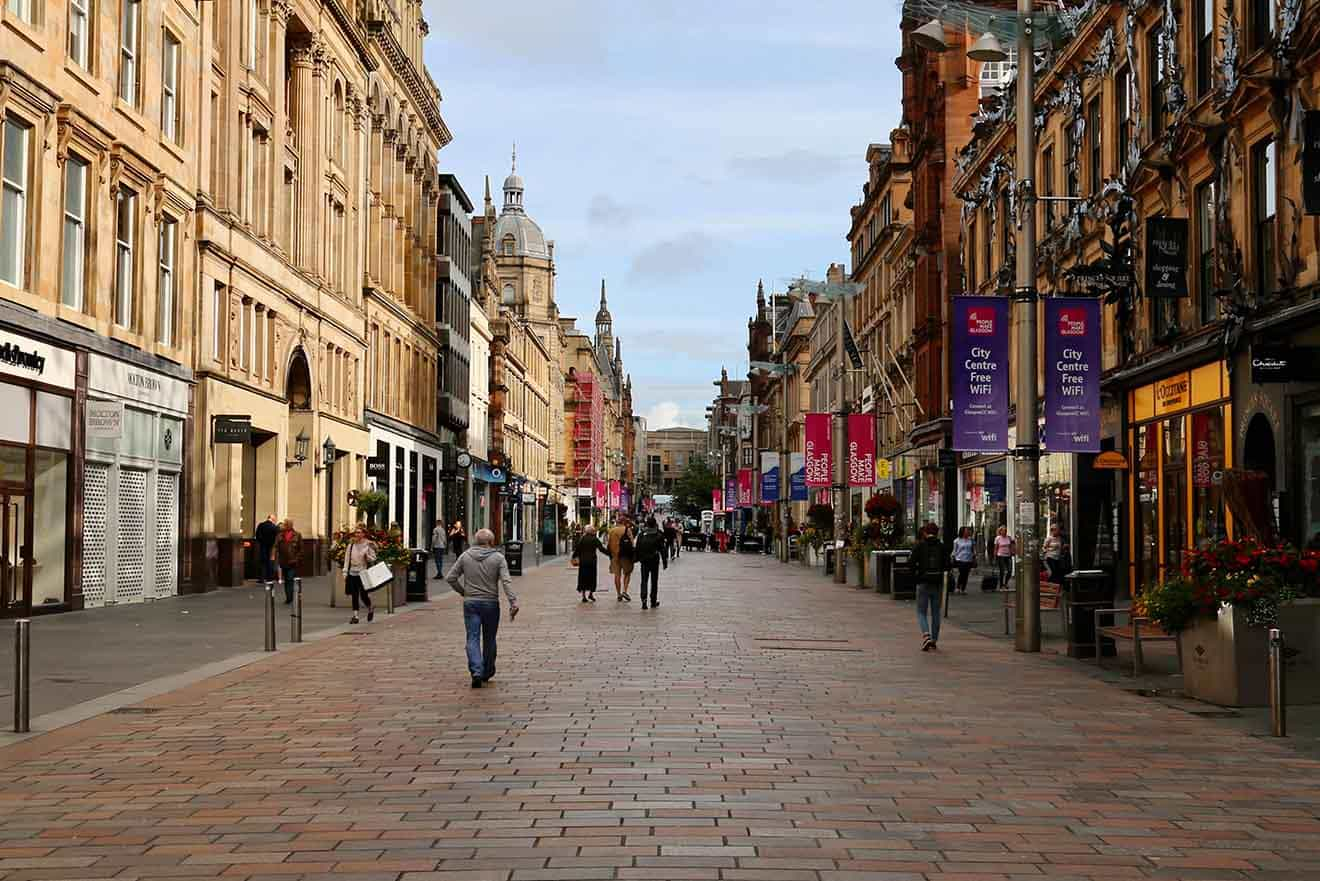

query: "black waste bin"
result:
(1063, 569), (1115, 658)
(891, 557), (917, 600)
(406, 549), (429, 602)
(505, 541), (524, 576)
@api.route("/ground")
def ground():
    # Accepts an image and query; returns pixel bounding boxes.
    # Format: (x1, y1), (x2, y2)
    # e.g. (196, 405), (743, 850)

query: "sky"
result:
(423, 0), (906, 429)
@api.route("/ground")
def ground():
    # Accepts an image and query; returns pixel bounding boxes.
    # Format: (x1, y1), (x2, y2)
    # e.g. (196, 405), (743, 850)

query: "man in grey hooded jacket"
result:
(445, 528), (519, 688)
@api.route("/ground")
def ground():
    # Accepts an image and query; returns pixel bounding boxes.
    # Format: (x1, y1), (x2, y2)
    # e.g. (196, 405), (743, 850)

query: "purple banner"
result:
(1045, 297), (1102, 452)
(952, 297), (1010, 452)
(726, 477), (738, 510)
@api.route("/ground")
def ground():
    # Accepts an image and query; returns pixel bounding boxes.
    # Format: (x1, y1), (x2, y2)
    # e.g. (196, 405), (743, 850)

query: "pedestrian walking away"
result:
(449, 520), (467, 557)
(275, 519), (303, 604)
(571, 524), (611, 602)
(913, 523), (947, 651)
(341, 525), (377, 624)
(607, 516), (637, 601)
(663, 519), (679, 561)
(635, 516), (668, 609)
(431, 522), (447, 579)
(993, 525), (1015, 590)
(952, 526), (975, 594)
(255, 513), (279, 584)
(446, 528), (519, 688)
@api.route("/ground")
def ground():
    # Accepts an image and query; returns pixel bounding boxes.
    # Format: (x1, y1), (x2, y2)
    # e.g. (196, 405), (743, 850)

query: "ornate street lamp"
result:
(322, 436), (336, 468)
(288, 430), (310, 468)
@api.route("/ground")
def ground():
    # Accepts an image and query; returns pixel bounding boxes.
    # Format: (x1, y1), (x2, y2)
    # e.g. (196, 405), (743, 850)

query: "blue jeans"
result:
(463, 600), (500, 680)
(916, 582), (942, 643)
(280, 565), (298, 603)
(433, 547), (445, 578)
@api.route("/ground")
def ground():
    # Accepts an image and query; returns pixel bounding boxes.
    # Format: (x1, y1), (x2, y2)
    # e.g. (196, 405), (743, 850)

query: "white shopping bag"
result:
(362, 561), (393, 592)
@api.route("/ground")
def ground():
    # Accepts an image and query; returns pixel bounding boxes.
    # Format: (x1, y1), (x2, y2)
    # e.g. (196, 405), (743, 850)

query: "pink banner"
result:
(713, 489), (723, 512)
(593, 479), (606, 509)
(847, 413), (876, 487)
(608, 480), (621, 510)
(805, 413), (832, 487)
(738, 469), (754, 506)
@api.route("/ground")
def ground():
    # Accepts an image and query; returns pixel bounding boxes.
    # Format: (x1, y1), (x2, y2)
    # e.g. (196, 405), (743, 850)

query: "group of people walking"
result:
(572, 515), (681, 609)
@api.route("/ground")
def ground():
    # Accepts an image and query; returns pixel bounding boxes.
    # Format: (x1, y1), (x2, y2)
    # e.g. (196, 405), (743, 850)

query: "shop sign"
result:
(952, 297), (1009, 452)
(1145, 217), (1189, 298)
(213, 415), (251, 444)
(1093, 450), (1129, 470)
(761, 451), (780, 503)
(842, 319), (864, 370)
(1154, 372), (1190, 416)
(521, 492), (536, 503)
(804, 412), (832, 486)
(578, 487), (593, 497)
(1304, 111), (1320, 215)
(366, 456), (388, 478)
(86, 400), (125, 440)
(0, 331), (76, 390)
(876, 457), (892, 480)
(847, 413), (876, 486)
(88, 353), (188, 414)
(1251, 344), (1320, 383)
(1044, 298), (1101, 452)
(790, 452), (808, 501)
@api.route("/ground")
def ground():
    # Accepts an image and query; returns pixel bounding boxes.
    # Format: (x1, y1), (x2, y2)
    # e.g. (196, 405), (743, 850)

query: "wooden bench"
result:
(1003, 579), (1063, 635)
(1089, 607), (1179, 676)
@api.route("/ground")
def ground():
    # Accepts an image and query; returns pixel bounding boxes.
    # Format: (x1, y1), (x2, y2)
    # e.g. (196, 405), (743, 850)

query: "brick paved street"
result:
(1, 552), (1318, 881)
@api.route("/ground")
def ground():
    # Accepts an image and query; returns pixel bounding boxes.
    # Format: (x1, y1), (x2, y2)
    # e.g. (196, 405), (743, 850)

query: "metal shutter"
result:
(116, 469), (148, 604)
(154, 474), (178, 599)
(82, 462), (110, 608)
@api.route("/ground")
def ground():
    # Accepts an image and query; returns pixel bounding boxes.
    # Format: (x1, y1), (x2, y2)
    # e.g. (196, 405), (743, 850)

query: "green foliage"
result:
(672, 455), (720, 517)
(1138, 575), (1199, 633)
(354, 490), (389, 528)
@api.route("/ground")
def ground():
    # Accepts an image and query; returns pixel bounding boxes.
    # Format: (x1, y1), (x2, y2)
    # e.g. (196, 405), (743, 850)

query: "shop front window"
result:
(32, 450), (67, 606)
(1191, 407), (1227, 548)
(1038, 453), (1072, 559)
(1136, 423), (1159, 591)
(1163, 415), (1188, 573)
(1301, 404), (1320, 547)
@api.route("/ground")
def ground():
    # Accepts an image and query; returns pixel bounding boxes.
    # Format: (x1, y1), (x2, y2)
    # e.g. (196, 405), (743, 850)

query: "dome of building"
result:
(494, 147), (550, 259)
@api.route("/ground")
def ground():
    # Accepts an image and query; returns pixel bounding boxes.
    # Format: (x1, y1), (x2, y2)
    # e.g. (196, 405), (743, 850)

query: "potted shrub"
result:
(1143, 538), (1320, 706)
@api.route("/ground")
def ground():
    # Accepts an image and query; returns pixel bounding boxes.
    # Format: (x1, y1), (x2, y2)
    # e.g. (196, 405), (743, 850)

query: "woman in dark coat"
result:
(572, 524), (611, 602)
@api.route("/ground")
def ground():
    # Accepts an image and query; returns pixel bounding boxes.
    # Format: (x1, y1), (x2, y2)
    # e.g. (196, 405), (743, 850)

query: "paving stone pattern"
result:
(1, 552), (1318, 881)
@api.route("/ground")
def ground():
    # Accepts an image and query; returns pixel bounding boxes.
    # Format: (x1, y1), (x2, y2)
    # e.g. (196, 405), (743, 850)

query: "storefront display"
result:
(1127, 361), (1232, 595)
(0, 330), (76, 617)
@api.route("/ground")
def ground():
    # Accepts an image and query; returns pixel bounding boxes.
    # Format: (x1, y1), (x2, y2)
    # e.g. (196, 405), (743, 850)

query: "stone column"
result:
(288, 39), (315, 271)
(270, 0), (291, 258)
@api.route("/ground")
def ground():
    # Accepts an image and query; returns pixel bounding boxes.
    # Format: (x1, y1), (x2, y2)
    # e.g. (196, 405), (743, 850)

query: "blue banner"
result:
(952, 297), (1010, 452)
(760, 451), (779, 504)
(790, 452), (808, 501)
(1044, 297), (1102, 452)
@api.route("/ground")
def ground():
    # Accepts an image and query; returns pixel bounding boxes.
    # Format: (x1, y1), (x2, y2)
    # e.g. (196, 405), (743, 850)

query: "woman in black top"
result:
(448, 521), (467, 556)
(572, 524), (611, 602)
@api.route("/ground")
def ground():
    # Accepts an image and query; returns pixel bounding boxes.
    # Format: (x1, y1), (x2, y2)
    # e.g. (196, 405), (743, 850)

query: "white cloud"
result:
(628, 231), (720, 283)
(587, 194), (635, 228)
(644, 401), (705, 430)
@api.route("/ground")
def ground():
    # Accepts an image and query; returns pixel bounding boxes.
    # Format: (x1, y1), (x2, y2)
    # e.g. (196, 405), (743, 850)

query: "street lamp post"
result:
(750, 356), (796, 563)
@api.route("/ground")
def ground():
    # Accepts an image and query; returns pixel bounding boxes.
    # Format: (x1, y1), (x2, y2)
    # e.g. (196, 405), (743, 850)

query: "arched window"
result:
(502, 284), (515, 305)
(502, 234), (515, 256)
(333, 82), (344, 163)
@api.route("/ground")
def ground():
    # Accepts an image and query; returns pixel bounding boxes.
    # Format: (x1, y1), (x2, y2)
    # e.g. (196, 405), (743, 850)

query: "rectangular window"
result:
(1, 117), (31, 288)
(1041, 146), (1055, 230)
(1196, 181), (1218, 325)
(69, 0), (91, 67)
(62, 155), (89, 310)
(1197, 0), (1214, 97)
(119, 0), (141, 105)
(1116, 66), (1131, 173)
(1148, 23), (1165, 140)
(1254, 138), (1277, 297)
(5, 0), (31, 22)
(1087, 97), (1102, 194)
(1251, 0), (1275, 50)
(212, 282), (224, 360)
(157, 217), (177, 346)
(114, 187), (137, 328)
(162, 33), (180, 142)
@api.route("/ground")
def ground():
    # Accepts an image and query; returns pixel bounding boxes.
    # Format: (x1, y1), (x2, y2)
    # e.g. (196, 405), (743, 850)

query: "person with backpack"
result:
(607, 515), (637, 601)
(663, 519), (679, 561)
(913, 522), (948, 651)
(635, 516), (669, 609)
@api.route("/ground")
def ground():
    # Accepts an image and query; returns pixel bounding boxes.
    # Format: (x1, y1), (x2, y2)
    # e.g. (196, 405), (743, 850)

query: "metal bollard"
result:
(13, 619), (30, 733)
(1269, 627), (1286, 737)
(291, 577), (303, 643)
(264, 583), (277, 651)
(386, 573), (395, 614)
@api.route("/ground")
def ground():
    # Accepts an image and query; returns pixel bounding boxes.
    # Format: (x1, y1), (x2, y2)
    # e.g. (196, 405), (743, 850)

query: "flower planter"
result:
(1182, 598), (1320, 707)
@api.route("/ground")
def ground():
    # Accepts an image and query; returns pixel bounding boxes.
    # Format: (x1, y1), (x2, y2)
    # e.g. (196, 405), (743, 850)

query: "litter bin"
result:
(876, 549), (911, 595)
(505, 541), (524, 576)
(406, 549), (430, 602)
(1063, 569), (1115, 658)
(823, 543), (845, 578)
(891, 554), (917, 600)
